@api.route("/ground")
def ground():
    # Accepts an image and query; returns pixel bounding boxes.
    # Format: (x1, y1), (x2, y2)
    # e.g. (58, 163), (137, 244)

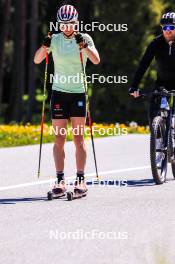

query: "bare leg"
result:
(71, 117), (87, 173)
(52, 119), (68, 173)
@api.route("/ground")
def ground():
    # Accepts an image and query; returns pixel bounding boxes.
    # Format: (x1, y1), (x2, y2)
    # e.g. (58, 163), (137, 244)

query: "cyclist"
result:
(34, 5), (100, 194)
(129, 12), (175, 166)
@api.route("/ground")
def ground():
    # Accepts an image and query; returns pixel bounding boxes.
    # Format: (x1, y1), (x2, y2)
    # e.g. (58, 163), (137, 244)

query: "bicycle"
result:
(142, 87), (175, 184)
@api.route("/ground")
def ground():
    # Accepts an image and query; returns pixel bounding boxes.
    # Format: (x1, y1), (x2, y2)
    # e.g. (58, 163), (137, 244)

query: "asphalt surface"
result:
(0, 135), (175, 264)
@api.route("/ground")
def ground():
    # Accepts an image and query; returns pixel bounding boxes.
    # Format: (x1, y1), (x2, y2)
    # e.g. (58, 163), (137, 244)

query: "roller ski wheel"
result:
(67, 191), (73, 201)
(47, 191), (53, 201)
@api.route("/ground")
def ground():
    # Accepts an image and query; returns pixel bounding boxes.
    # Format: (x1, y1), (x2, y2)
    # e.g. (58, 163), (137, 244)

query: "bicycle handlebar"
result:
(140, 89), (175, 98)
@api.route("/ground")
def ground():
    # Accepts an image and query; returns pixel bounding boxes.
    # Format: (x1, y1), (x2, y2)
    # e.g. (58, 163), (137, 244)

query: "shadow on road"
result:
(125, 177), (174, 187)
(0, 197), (47, 205)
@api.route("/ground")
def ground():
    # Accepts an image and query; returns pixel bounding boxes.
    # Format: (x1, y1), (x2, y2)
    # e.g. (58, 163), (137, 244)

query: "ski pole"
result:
(37, 50), (49, 178)
(79, 47), (99, 181)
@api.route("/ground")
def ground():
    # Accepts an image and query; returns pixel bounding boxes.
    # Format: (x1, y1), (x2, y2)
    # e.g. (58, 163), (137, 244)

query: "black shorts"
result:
(51, 90), (86, 119)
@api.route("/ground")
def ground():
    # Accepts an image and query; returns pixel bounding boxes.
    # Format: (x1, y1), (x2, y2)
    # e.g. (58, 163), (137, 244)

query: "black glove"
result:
(75, 33), (84, 44)
(43, 36), (51, 47)
(128, 87), (139, 94)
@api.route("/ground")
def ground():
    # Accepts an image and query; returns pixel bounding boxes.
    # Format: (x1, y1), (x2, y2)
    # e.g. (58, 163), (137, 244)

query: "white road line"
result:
(0, 165), (150, 191)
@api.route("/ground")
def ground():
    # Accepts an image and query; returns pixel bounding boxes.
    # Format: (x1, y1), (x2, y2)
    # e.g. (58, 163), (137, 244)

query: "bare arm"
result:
(34, 33), (52, 64)
(84, 46), (100, 65)
(34, 46), (48, 64)
(75, 33), (100, 65)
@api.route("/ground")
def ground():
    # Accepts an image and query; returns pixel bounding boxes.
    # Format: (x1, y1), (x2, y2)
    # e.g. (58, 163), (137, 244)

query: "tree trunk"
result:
(6, 0), (26, 122)
(26, 0), (38, 123)
(0, 0), (11, 114)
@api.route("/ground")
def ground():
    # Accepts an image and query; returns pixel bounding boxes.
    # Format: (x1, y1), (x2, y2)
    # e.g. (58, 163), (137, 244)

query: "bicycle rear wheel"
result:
(150, 116), (167, 184)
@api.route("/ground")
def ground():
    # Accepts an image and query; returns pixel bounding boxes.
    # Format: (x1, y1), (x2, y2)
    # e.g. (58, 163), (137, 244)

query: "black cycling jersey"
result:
(131, 34), (175, 89)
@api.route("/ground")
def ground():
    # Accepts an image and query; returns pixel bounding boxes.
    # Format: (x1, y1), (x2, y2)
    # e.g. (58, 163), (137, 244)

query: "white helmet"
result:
(57, 5), (78, 23)
(160, 12), (175, 25)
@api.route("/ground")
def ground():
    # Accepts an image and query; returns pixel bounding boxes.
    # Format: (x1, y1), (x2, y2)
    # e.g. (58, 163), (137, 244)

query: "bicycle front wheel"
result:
(150, 116), (167, 184)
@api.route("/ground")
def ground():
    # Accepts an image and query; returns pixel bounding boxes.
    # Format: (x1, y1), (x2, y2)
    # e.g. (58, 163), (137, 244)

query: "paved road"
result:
(0, 135), (175, 264)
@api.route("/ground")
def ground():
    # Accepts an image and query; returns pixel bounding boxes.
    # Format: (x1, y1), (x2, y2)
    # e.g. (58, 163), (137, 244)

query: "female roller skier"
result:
(34, 5), (100, 196)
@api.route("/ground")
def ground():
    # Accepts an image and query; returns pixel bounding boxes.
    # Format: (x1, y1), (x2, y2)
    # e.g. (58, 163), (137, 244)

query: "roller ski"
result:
(47, 173), (66, 200)
(67, 173), (88, 201)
